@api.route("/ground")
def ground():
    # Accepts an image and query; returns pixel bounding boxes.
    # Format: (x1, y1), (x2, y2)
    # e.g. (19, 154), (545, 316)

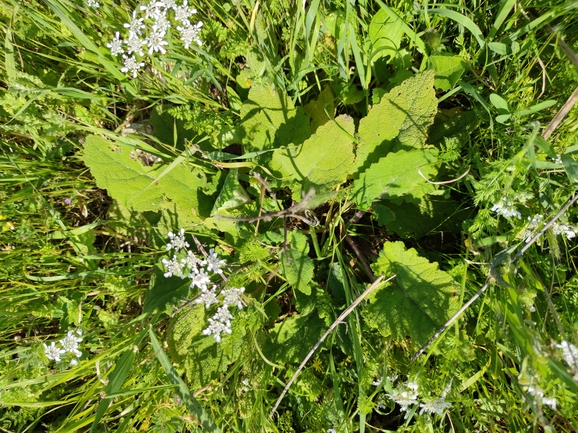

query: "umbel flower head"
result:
(162, 229), (245, 343)
(104, 0), (204, 78)
(43, 329), (83, 366)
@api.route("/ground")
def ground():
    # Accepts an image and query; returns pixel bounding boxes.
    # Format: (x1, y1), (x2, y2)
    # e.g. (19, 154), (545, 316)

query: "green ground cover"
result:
(2, 0), (578, 431)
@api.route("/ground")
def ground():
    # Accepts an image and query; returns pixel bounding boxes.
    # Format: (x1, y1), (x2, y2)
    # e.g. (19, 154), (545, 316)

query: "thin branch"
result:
(216, 188), (318, 225)
(270, 274), (394, 417)
(542, 85), (578, 140)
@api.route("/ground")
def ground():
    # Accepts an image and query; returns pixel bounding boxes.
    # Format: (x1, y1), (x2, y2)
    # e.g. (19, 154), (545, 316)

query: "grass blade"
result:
(429, 8), (486, 49)
(149, 327), (223, 433)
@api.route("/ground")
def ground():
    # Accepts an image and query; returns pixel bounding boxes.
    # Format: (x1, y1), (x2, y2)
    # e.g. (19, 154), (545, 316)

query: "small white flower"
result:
(121, 54), (145, 78)
(407, 380), (419, 393)
(124, 34), (145, 56)
(87, 0), (99, 8)
(203, 305), (233, 342)
(491, 200), (521, 219)
(557, 340), (578, 370)
(542, 396), (557, 410)
(205, 248), (225, 274)
(190, 267), (211, 290)
(181, 250), (203, 274)
(195, 286), (219, 308)
(44, 342), (65, 362)
(166, 228), (189, 252)
(527, 214), (544, 228)
(552, 154), (563, 164)
(107, 32), (124, 57)
(159, 0), (177, 9)
(386, 388), (419, 416)
(141, 0), (165, 20)
(177, 21), (203, 49)
(241, 378), (250, 392)
(372, 378), (382, 387)
(553, 223), (578, 240)
(124, 10), (145, 37)
(174, 0), (197, 26)
(60, 330), (83, 358)
(418, 398), (452, 415)
(222, 287), (245, 310)
(153, 14), (171, 34)
(69, 358), (79, 367)
(162, 256), (185, 278)
(146, 28), (169, 55)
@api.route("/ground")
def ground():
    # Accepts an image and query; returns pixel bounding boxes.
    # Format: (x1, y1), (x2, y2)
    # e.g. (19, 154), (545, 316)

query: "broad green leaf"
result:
(143, 266), (190, 314)
(355, 71), (437, 174)
(270, 114), (355, 193)
(263, 287), (331, 363)
(369, 8), (404, 61)
(149, 328), (223, 433)
(489, 93), (510, 113)
(211, 169), (251, 215)
(263, 311), (326, 363)
(353, 149), (439, 211)
(429, 55), (466, 91)
(83, 135), (213, 225)
(364, 241), (460, 348)
(303, 85), (334, 133)
(282, 230), (315, 295)
(238, 85), (310, 151)
(150, 105), (195, 149)
(4, 27), (16, 80)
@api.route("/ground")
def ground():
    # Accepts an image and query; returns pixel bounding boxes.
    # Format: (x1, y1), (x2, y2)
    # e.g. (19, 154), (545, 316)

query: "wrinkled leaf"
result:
(238, 86), (310, 151)
(211, 169), (251, 215)
(429, 55), (466, 91)
(83, 135), (213, 225)
(355, 71), (437, 174)
(561, 154), (578, 185)
(353, 149), (439, 210)
(282, 230), (315, 295)
(304, 85), (335, 133)
(364, 241), (460, 348)
(270, 114), (355, 193)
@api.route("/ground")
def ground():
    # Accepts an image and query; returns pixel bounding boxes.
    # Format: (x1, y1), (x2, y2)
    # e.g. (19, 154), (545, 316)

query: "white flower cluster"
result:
(491, 199), (521, 219)
(161, 229), (245, 343)
(43, 329), (83, 367)
(381, 378), (452, 419)
(86, 0), (99, 8)
(552, 223), (578, 240)
(106, 0), (203, 78)
(557, 340), (578, 378)
(524, 383), (557, 411)
(525, 214), (578, 242)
